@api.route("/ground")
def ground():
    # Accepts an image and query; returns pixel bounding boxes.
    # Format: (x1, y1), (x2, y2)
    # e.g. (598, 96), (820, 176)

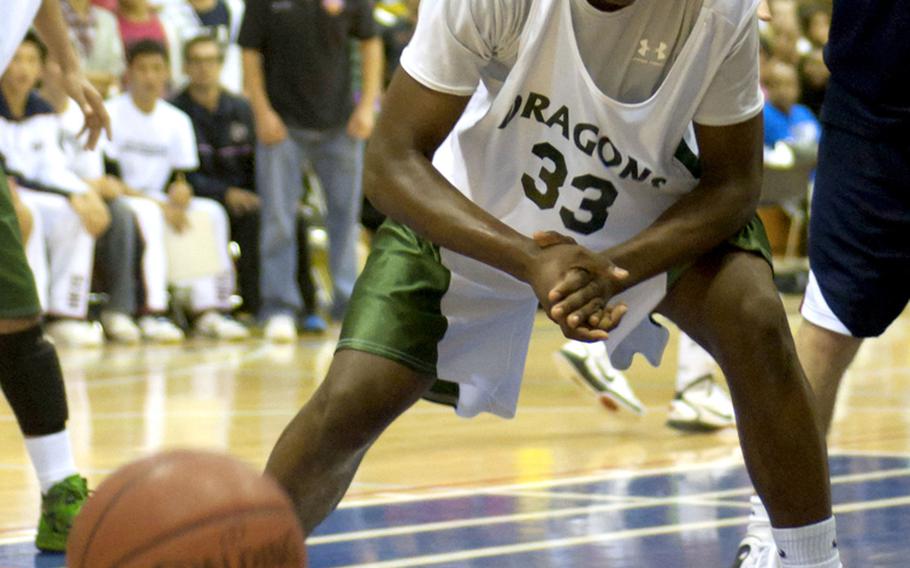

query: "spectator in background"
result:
(0, 33), (108, 347)
(116, 0), (168, 51)
(764, 60), (820, 150)
(60, 0), (125, 98)
(800, 3), (830, 50)
(40, 60), (143, 344)
(106, 40), (248, 340)
(798, 48), (829, 117)
(161, 0), (245, 94)
(240, 0), (383, 342)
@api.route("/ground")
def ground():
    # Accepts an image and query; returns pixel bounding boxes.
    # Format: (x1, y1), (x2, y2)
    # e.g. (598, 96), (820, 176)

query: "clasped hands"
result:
(526, 231), (630, 342)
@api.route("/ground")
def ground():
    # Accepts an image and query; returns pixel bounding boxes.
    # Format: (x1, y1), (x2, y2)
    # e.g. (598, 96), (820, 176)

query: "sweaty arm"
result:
(364, 70), (540, 281)
(602, 114), (764, 291)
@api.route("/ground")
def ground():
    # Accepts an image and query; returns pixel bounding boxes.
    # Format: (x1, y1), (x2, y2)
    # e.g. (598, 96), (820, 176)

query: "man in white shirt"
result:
(0, 33), (108, 347)
(264, 2), (842, 567)
(106, 39), (248, 340)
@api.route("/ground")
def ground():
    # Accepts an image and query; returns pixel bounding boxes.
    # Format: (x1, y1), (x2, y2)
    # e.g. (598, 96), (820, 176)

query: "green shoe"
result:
(35, 475), (89, 553)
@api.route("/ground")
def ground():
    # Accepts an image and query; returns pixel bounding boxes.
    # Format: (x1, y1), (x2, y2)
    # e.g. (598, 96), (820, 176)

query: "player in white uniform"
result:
(266, 1), (841, 565)
(0, 0), (109, 552)
(105, 40), (248, 341)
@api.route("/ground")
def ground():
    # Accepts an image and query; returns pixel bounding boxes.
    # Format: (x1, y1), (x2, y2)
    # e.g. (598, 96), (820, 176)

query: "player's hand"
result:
(758, 0), (772, 21)
(225, 187), (261, 216)
(256, 107), (288, 146)
(58, 65), (111, 151)
(162, 203), (189, 232)
(69, 191), (111, 237)
(346, 102), (376, 140)
(532, 231), (630, 336)
(167, 178), (193, 208)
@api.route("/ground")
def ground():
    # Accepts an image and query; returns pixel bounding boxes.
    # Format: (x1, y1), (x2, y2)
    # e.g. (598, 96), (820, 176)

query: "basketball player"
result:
(0, 0), (108, 552)
(266, 1), (841, 566)
(736, 1), (909, 565)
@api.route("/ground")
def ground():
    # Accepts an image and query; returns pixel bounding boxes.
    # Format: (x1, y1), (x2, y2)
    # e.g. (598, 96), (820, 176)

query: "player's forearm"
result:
(33, 0), (81, 73)
(604, 175), (760, 291)
(358, 37), (384, 107)
(241, 49), (274, 115)
(364, 145), (538, 282)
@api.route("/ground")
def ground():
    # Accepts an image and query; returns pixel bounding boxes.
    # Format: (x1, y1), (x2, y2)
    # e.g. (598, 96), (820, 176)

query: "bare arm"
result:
(242, 48), (287, 145)
(33, 0), (110, 149)
(358, 37), (384, 109)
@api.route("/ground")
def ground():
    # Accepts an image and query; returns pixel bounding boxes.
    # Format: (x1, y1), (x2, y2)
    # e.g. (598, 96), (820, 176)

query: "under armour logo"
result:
(637, 39), (668, 62)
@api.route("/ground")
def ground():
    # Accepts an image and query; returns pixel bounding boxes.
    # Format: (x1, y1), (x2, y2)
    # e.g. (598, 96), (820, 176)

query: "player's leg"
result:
(658, 247), (840, 567)
(667, 331), (735, 432)
(307, 128), (363, 320)
(267, 220), (452, 534)
(184, 197), (248, 340)
(0, 172), (88, 552)
(267, 350), (433, 535)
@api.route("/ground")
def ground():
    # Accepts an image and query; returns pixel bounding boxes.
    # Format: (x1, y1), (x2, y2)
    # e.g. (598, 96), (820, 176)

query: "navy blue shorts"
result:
(808, 125), (910, 337)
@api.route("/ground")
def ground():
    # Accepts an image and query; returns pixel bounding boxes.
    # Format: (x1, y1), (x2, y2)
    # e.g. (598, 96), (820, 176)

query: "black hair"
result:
(126, 39), (169, 66)
(182, 33), (223, 63)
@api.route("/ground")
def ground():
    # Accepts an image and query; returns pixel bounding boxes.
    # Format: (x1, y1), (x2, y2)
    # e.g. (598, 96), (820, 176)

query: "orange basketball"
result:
(66, 450), (306, 567)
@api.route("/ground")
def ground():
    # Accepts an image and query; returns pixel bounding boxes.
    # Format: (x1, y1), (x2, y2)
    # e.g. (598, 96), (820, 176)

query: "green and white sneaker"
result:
(667, 374), (735, 432)
(556, 340), (645, 415)
(36, 475), (89, 552)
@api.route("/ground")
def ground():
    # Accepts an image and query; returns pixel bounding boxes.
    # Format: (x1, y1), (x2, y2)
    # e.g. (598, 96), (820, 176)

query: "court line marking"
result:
(336, 495), (910, 568)
(312, 467), (910, 545)
(338, 454), (909, 509)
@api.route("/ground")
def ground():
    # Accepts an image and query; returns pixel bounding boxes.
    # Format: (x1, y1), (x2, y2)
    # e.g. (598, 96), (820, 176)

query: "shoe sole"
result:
(666, 400), (734, 433)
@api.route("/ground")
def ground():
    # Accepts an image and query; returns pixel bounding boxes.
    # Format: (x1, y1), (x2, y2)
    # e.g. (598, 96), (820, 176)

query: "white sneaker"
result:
(138, 316), (185, 343)
(195, 311), (250, 341)
(556, 341), (645, 415)
(264, 314), (297, 343)
(667, 374), (735, 431)
(45, 320), (104, 348)
(100, 311), (141, 344)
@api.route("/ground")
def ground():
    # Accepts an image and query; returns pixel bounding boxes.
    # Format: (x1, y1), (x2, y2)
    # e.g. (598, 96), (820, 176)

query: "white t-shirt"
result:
(59, 99), (105, 181)
(105, 93), (199, 197)
(406, 0), (762, 123)
(0, 0), (41, 76)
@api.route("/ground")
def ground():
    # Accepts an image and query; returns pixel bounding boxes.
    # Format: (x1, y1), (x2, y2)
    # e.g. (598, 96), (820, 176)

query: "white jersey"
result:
(0, 0), (41, 75)
(397, 0), (762, 418)
(105, 94), (199, 197)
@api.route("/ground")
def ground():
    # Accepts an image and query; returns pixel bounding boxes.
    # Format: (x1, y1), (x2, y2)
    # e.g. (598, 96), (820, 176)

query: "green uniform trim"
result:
(674, 139), (702, 179)
(337, 220), (451, 377)
(0, 165), (42, 319)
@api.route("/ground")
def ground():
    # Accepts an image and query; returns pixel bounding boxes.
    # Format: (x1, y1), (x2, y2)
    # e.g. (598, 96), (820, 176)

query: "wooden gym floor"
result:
(1, 298), (909, 567)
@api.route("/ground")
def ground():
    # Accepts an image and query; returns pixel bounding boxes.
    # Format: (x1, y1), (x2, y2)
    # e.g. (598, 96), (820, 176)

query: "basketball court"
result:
(2, 300), (909, 567)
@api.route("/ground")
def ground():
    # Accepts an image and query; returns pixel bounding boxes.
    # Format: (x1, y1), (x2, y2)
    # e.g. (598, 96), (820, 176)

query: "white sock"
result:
(749, 494), (770, 524)
(24, 430), (78, 493)
(675, 333), (715, 391)
(772, 517), (841, 567)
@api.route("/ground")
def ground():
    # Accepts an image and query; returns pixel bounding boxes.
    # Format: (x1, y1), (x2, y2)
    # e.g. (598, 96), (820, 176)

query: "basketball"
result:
(66, 450), (306, 568)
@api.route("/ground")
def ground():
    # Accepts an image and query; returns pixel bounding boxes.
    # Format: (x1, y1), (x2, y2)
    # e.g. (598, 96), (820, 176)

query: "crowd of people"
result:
(0, 0), (416, 347)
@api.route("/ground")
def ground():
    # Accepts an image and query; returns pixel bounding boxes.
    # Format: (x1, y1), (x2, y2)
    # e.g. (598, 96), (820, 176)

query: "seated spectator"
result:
(798, 48), (829, 117)
(0, 34), (108, 347)
(40, 61), (143, 344)
(161, 0), (245, 93)
(116, 0), (168, 51)
(764, 59), (821, 151)
(60, 0), (126, 98)
(800, 3), (830, 50)
(106, 40), (248, 340)
(172, 35), (320, 324)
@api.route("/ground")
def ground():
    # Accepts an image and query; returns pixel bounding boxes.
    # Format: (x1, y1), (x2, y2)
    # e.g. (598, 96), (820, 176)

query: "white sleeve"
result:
(36, 116), (91, 194)
(400, 0), (524, 95)
(693, 18), (764, 126)
(170, 111), (200, 171)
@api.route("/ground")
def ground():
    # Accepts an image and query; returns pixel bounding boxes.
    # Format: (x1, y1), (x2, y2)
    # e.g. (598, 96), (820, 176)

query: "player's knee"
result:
(0, 325), (68, 436)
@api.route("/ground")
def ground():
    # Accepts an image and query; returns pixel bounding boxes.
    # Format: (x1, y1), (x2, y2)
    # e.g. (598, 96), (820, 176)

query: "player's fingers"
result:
(562, 324), (609, 342)
(547, 267), (590, 303)
(550, 279), (600, 320)
(565, 298), (605, 330)
(596, 303), (628, 332)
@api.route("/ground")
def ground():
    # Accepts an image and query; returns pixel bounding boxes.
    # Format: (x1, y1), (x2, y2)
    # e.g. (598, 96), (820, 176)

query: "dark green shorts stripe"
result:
(0, 165), (42, 319)
(336, 220), (451, 377)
